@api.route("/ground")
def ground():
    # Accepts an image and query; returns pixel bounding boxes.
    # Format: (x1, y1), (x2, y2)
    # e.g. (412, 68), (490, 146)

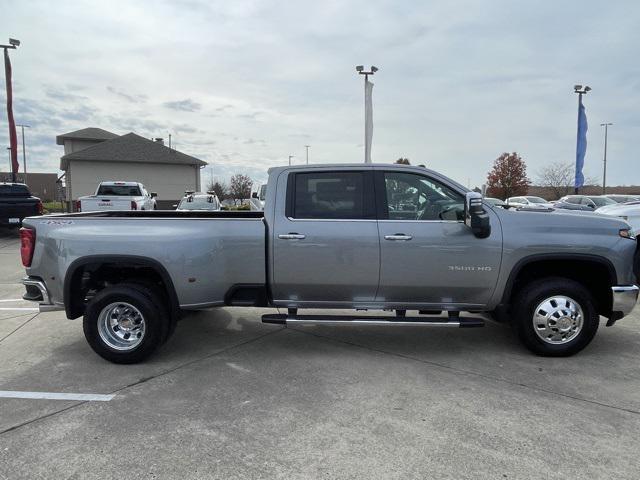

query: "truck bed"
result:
(24, 213), (266, 309)
(47, 210), (265, 219)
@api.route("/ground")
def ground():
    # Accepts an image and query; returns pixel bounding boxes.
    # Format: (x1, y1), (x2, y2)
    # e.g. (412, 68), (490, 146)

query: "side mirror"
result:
(251, 192), (258, 199)
(464, 192), (491, 239)
(150, 192), (157, 198)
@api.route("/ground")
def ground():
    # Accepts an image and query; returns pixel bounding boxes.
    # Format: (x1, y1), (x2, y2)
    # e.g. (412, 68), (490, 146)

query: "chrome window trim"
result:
(286, 217), (377, 223)
(377, 219), (463, 224)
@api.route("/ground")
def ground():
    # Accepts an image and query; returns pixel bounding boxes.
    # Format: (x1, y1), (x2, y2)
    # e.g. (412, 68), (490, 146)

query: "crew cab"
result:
(0, 182), (42, 227)
(20, 164), (639, 363)
(76, 181), (157, 212)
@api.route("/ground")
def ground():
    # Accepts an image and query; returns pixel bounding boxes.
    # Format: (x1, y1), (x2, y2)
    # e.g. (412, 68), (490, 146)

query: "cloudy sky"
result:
(1, 0), (639, 187)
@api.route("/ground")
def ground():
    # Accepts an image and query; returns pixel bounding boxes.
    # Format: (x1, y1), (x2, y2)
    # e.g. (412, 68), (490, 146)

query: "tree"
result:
(395, 158), (410, 165)
(486, 152), (530, 199)
(537, 161), (599, 199)
(229, 174), (253, 205)
(207, 180), (228, 201)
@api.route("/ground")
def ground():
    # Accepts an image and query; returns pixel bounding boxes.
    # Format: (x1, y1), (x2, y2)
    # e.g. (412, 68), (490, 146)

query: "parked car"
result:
(484, 197), (507, 207)
(604, 194), (640, 204)
(506, 196), (554, 209)
(175, 191), (220, 211)
(249, 184), (267, 211)
(555, 195), (616, 211)
(596, 201), (640, 232)
(77, 181), (157, 212)
(0, 182), (42, 227)
(20, 164), (638, 363)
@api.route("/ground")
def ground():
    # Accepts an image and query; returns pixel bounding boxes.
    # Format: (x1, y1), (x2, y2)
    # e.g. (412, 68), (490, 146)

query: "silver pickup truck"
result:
(20, 164), (639, 363)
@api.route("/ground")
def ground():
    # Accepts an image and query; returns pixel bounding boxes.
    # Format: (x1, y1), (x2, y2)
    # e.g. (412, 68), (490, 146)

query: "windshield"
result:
(526, 197), (548, 204)
(97, 185), (142, 196)
(0, 184), (30, 196)
(591, 196), (616, 207)
(178, 197), (219, 210)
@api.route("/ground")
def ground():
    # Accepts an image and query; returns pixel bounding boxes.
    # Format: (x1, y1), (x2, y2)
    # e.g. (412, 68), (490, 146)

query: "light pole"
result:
(17, 124), (29, 184)
(600, 122), (612, 194)
(573, 84), (591, 194)
(304, 145), (310, 164)
(288, 155), (294, 166)
(1, 38), (20, 183)
(356, 65), (378, 163)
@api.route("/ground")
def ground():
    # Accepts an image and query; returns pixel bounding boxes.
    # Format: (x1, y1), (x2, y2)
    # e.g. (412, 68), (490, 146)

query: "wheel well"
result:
(65, 258), (179, 320)
(504, 258), (614, 316)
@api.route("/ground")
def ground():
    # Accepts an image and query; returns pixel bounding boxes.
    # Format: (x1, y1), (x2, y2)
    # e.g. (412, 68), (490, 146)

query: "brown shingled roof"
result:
(56, 127), (119, 145)
(60, 132), (206, 170)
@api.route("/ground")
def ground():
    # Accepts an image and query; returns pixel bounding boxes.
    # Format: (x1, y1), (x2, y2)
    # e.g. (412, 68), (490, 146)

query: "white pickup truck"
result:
(77, 181), (157, 212)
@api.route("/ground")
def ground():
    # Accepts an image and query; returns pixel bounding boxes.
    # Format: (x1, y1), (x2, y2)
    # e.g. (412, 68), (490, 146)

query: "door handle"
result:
(278, 233), (306, 240)
(384, 234), (413, 241)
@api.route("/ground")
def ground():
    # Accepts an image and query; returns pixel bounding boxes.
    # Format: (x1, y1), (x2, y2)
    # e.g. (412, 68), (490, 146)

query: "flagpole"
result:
(573, 84), (591, 194)
(574, 91), (582, 195)
(1, 38), (20, 183)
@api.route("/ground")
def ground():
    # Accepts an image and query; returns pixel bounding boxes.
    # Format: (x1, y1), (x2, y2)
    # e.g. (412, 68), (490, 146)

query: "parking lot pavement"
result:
(1, 230), (639, 479)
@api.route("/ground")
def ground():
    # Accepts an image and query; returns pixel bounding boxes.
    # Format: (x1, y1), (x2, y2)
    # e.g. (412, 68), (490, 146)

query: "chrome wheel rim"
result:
(98, 302), (146, 351)
(532, 296), (584, 344)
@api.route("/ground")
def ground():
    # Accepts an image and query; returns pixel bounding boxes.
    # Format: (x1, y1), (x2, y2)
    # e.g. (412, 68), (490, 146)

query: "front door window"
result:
(384, 172), (464, 221)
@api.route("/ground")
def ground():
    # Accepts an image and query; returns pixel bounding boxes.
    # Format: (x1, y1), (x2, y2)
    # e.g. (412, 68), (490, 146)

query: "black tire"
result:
(83, 283), (169, 364)
(512, 277), (599, 357)
(126, 280), (176, 344)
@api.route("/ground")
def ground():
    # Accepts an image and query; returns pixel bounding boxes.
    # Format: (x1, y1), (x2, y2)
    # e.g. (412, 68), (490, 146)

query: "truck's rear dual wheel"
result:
(512, 277), (599, 356)
(83, 283), (169, 364)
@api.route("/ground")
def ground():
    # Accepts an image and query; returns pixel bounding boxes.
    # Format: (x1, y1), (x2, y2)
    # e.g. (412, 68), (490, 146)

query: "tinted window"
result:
(0, 184), (30, 196)
(383, 172), (464, 221)
(565, 196), (580, 204)
(97, 185), (142, 196)
(293, 172), (368, 219)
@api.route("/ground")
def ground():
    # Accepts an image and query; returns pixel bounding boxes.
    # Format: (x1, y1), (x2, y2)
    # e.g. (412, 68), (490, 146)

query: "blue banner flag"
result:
(575, 95), (588, 189)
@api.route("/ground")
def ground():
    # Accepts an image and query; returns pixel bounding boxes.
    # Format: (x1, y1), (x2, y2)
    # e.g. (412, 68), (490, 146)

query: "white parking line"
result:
(0, 299), (28, 303)
(0, 391), (115, 401)
(0, 307), (38, 312)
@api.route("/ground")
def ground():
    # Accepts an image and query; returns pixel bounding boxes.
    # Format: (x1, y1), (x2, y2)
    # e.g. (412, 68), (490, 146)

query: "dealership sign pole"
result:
(356, 65), (378, 163)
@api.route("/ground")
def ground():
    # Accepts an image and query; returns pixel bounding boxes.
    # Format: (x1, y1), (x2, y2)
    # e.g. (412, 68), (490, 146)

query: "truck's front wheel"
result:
(512, 277), (599, 356)
(83, 283), (169, 364)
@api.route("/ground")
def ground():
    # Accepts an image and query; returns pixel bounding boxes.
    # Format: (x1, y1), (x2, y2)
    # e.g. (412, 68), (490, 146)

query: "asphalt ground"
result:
(0, 226), (639, 479)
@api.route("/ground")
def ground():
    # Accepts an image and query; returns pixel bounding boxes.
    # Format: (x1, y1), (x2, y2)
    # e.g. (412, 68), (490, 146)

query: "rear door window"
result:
(0, 184), (30, 196)
(289, 171), (375, 219)
(97, 185), (142, 196)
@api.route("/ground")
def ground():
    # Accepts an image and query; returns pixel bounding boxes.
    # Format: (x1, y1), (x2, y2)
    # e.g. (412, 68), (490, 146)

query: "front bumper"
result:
(610, 285), (639, 321)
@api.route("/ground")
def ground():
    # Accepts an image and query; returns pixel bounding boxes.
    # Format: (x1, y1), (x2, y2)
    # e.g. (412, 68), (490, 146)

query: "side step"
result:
(262, 314), (484, 328)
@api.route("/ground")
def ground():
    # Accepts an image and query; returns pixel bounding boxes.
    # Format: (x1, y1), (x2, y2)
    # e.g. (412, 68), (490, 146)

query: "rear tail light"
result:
(75, 200), (81, 212)
(131, 201), (137, 210)
(36, 200), (43, 215)
(20, 228), (36, 267)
